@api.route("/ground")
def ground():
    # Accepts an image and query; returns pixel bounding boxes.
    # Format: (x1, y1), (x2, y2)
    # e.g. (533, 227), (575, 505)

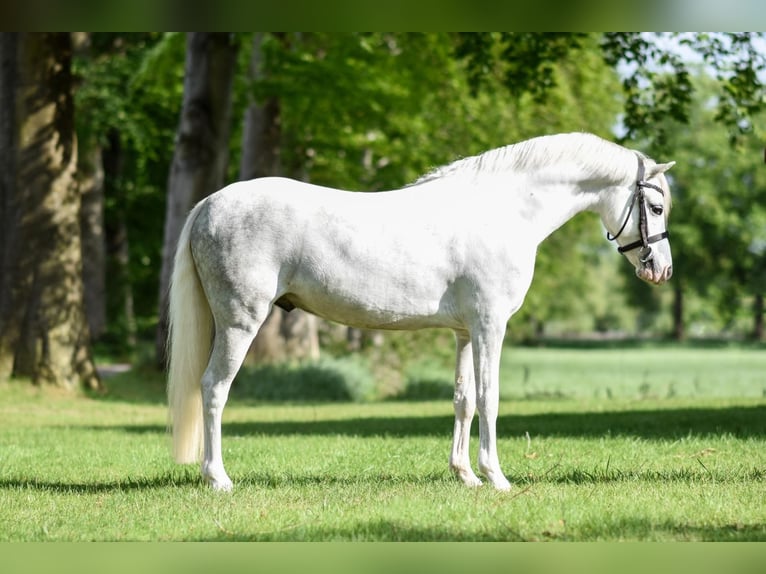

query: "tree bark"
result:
(240, 33), (319, 364)
(155, 33), (237, 366)
(0, 33), (100, 390)
(239, 33), (282, 182)
(102, 129), (136, 349)
(672, 280), (685, 341)
(0, 35), (17, 337)
(74, 32), (106, 342)
(79, 144), (107, 340)
(753, 293), (764, 342)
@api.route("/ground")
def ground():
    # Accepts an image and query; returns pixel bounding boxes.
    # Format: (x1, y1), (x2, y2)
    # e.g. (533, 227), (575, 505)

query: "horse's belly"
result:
(276, 222), (465, 329)
(276, 281), (461, 331)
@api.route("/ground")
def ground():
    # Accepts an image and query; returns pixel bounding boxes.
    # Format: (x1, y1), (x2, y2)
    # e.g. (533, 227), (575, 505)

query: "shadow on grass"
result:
(195, 518), (527, 541)
(193, 516), (766, 542)
(4, 462), (762, 503)
(0, 471), (438, 495)
(106, 404), (766, 440)
(0, 471), (427, 496)
(0, 470), (201, 494)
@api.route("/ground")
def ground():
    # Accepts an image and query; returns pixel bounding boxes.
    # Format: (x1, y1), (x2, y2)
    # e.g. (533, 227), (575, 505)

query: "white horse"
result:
(167, 132), (674, 491)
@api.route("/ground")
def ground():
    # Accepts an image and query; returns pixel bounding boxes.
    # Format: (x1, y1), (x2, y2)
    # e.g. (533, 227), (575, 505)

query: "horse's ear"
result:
(649, 161), (675, 178)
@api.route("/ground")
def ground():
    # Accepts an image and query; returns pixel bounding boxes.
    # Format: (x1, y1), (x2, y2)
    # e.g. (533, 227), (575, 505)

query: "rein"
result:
(606, 157), (669, 261)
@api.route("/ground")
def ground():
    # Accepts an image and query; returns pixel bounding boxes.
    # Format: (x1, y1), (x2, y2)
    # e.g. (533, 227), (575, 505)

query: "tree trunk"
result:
(0, 33), (100, 390)
(672, 281), (685, 341)
(79, 144), (107, 340)
(102, 129), (136, 349)
(155, 33), (237, 366)
(0, 35), (17, 346)
(241, 33), (319, 364)
(239, 33), (282, 181)
(74, 33), (107, 342)
(753, 293), (764, 342)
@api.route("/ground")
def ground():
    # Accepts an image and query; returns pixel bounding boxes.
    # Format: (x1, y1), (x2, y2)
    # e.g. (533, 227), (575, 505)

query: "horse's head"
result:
(605, 157), (675, 286)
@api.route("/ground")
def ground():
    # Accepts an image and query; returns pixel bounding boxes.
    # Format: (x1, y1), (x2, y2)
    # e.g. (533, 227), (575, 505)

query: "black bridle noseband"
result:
(606, 158), (669, 263)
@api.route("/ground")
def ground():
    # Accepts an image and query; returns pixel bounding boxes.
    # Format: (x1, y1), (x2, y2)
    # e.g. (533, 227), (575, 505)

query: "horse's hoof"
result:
(451, 466), (483, 488)
(203, 473), (233, 492)
(479, 467), (512, 491)
(486, 474), (512, 491)
(209, 478), (233, 492)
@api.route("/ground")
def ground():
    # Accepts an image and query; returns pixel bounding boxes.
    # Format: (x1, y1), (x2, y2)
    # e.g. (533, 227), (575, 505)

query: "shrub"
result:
(234, 356), (378, 402)
(390, 360), (454, 401)
(392, 378), (454, 401)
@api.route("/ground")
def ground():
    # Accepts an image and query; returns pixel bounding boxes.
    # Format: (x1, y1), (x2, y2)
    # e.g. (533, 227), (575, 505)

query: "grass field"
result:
(1, 344), (764, 541)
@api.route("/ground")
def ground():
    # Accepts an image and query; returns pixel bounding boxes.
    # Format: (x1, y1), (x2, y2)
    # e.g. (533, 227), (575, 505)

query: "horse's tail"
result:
(167, 199), (213, 464)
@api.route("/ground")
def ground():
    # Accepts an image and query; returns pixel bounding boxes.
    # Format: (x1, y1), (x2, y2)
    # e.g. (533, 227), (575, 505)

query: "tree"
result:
(79, 139), (107, 340)
(239, 33), (320, 363)
(456, 33), (766, 150)
(73, 33), (107, 342)
(455, 33), (766, 339)
(0, 33), (100, 390)
(253, 33), (628, 342)
(647, 71), (766, 340)
(155, 33), (238, 366)
(74, 33), (185, 351)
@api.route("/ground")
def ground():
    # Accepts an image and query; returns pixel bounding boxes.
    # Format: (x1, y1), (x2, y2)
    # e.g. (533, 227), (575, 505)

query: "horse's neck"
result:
(408, 158), (627, 247)
(502, 169), (607, 246)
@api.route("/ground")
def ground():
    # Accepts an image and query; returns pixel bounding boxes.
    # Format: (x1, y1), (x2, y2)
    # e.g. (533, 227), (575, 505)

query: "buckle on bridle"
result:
(638, 246), (653, 264)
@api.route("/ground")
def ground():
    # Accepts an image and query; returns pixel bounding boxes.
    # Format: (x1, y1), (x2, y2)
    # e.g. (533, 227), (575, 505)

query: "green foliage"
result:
(252, 33), (621, 191)
(72, 32), (766, 348)
(75, 33), (186, 343)
(682, 33), (766, 144)
(601, 33), (693, 151)
(234, 356), (378, 403)
(392, 358), (455, 401)
(639, 70), (766, 331)
(457, 32), (766, 151)
(456, 33), (589, 101)
(74, 33), (183, 169)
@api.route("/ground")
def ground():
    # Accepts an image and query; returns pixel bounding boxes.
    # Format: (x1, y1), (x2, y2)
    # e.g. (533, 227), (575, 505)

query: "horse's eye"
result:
(651, 205), (664, 216)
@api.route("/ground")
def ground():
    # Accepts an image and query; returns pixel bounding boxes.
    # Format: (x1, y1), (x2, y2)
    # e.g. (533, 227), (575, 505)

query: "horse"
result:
(166, 132), (674, 491)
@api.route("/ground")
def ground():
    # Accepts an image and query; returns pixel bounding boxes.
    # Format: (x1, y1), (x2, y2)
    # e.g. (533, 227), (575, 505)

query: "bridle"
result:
(606, 157), (669, 264)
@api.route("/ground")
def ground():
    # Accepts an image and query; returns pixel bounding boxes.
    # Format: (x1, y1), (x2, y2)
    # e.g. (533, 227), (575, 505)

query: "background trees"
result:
(1, 32), (764, 390)
(155, 32), (238, 366)
(0, 33), (100, 390)
(665, 77), (766, 339)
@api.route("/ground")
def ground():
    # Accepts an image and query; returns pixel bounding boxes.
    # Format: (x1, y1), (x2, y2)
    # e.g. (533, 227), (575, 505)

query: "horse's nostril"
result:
(666, 266), (673, 280)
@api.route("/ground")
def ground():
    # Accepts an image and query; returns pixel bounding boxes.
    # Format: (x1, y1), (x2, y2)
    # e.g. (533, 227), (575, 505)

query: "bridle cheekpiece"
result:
(606, 156), (669, 263)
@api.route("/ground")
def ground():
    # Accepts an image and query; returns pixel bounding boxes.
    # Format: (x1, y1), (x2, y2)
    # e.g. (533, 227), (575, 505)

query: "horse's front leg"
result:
(472, 321), (512, 491)
(449, 331), (482, 487)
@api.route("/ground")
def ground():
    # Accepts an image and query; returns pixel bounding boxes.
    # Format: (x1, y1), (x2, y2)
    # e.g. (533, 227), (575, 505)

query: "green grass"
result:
(0, 345), (764, 541)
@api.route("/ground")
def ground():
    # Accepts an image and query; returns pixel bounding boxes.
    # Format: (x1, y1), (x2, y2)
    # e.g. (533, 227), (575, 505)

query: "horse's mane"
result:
(413, 132), (644, 186)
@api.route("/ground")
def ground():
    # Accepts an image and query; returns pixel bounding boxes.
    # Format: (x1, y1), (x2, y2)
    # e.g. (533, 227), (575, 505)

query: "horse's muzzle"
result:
(637, 263), (672, 285)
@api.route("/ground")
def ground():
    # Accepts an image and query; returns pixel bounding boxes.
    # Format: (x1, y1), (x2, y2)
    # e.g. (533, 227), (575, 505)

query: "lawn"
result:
(0, 344), (764, 541)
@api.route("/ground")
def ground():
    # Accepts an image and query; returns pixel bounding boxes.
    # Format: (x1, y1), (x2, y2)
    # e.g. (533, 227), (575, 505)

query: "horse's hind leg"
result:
(449, 331), (482, 487)
(200, 322), (259, 491)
